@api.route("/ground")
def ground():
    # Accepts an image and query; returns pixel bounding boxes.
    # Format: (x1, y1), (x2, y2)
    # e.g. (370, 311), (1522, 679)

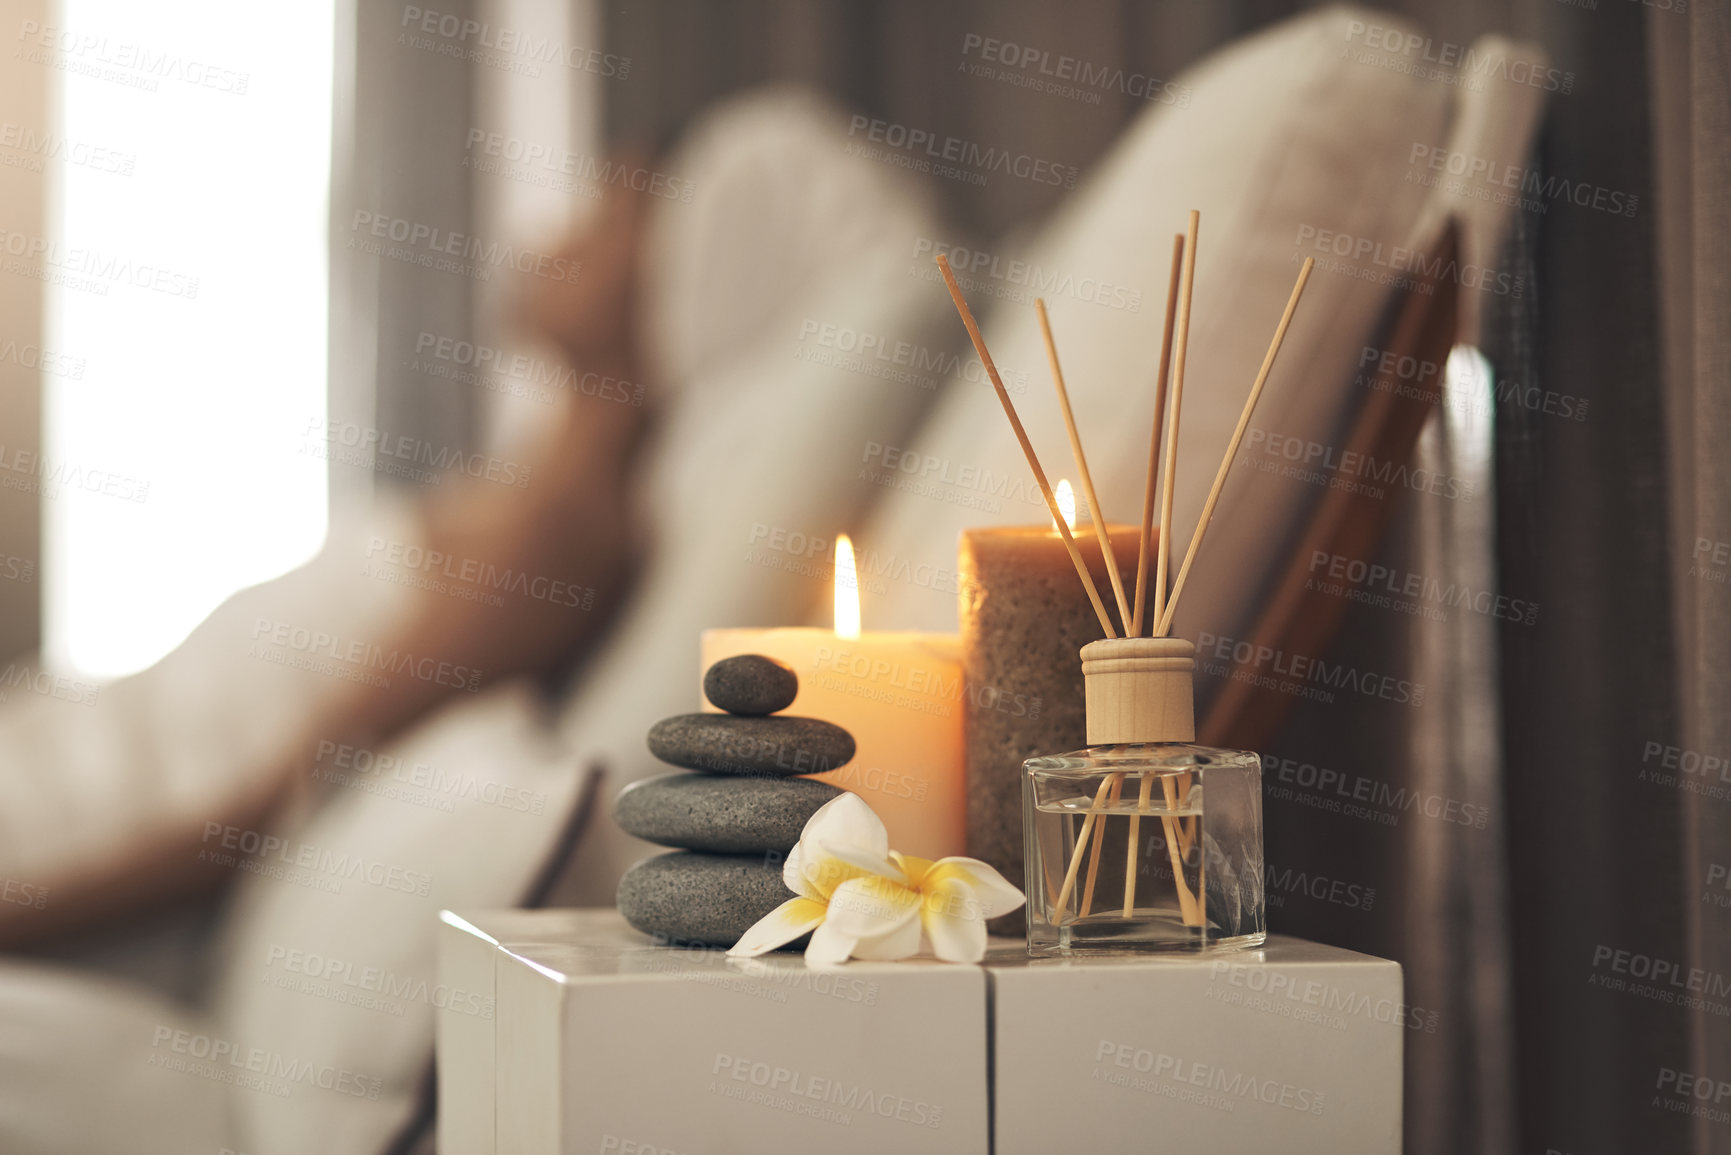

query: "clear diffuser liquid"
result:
(1024, 744), (1265, 955)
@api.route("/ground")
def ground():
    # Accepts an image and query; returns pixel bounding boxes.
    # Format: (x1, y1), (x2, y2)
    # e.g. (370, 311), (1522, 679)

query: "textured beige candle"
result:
(959, 524), (1143, 924)
(700, 628), (965, 859)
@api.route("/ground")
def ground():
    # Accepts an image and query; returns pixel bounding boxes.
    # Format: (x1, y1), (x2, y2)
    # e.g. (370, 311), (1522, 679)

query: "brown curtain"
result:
(598, 3), (1727, 1153)
(1653, 4), (1731, 1154)
(1487, 35), (1688, 1155)
(327, 0), (483, 505)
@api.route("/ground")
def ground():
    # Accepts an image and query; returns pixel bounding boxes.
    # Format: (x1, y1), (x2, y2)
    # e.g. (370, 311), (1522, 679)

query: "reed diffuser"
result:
(938, 212), (1313, 953)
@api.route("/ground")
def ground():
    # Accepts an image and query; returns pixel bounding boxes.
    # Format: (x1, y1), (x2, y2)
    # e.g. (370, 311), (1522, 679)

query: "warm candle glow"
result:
(834, 534), (861, 639)
(1054, 479), (1077, 532)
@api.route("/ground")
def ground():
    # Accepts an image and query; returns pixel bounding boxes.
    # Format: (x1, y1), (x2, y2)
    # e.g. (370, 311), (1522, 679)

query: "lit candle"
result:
(959, 482), (1144, 917)
(701, 535), (966, 859)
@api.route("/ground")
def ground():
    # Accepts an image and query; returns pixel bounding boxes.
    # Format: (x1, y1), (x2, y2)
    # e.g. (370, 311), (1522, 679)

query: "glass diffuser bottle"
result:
(1023, 636), (1264, 954)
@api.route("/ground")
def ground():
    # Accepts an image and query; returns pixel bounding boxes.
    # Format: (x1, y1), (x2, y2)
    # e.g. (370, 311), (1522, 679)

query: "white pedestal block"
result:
(441, 908), (989, 1155)
(988, 937), (1404, 1154)
(439, 911), (1402, 1154)
(436, 909), (577, 1155)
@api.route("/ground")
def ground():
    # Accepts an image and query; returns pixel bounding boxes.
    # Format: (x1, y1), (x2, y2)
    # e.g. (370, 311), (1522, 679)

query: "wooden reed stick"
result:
(1120, 234), (1186, 918)
(1036, 299), (1140, 914)
(1131, 234), (1186, 637)
(1198, 829), (1207, 936)
(1131, 219), (1205, 926)
(1054, 776), (1117, 919)
(1038, 299), (1131, 633)
(1154, 770), (1199, 925)
(1162, 774), (1199, 885)
(1155, 257), (1315, 637)
(1123, 771), (1155, 915)
(1079, 774), (1122, 916)
(937, 255), (1117, 638)
(1162, 775), (1187, 848)
(1153, 212), (1200, 631)
(1165, 809), (1202, 926)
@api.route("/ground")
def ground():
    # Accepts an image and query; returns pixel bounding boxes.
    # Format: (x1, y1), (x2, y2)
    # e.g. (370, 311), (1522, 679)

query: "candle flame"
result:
(1053, 478), (1077, 532)
(834, 534), (861, 639)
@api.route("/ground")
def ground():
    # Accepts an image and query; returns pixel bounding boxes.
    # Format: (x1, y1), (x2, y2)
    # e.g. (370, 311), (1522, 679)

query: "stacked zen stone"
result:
(615, 655), (856, 947)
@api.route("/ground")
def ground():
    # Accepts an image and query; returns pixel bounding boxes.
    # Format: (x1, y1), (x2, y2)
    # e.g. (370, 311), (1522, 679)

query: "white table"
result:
(438, 908), (1403, 1154)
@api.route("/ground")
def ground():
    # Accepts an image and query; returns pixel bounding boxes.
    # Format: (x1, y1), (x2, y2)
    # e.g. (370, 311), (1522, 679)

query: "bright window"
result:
(43, 0), (335, 678)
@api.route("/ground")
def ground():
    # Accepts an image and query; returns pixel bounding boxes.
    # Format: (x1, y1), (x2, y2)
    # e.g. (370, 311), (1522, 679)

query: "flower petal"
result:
(801, 793), (889, 859)
(799, 849), (884, 902)
(816, 839), (906, 883)
(804, 920), (858, 967)
(850, 908), (924, 960)
(921, 875), (988, 963)
(889, 851), (935, 887)
(926, 857), (1026, 920)
(781, 841), (819, 899)
(727, 896), (827, 958)
(824, 876), (921, 941)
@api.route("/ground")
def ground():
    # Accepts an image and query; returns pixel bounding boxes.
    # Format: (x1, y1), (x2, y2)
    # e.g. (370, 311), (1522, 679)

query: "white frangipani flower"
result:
(729, 793), (1025, 965)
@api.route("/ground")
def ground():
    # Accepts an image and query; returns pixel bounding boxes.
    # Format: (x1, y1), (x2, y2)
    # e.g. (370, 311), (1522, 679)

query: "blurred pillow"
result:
(862, 4), (1469, 643)
(0, 959), (228, 1154)
(204, 682), (593, 1155)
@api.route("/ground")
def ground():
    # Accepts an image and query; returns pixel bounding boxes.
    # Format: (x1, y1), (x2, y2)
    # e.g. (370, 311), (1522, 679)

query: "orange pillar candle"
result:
(699, 537), (966, 860)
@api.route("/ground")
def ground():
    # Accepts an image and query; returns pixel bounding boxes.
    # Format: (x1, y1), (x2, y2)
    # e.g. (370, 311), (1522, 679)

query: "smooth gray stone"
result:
(704, 654), (798, 716)
(647, 714), (855, 777)
(616, 773), (842, 853)
(616, 851), (794, 947)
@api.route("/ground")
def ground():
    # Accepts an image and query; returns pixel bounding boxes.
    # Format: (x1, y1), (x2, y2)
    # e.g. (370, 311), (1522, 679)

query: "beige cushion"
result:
(0, 960), (227, 1155)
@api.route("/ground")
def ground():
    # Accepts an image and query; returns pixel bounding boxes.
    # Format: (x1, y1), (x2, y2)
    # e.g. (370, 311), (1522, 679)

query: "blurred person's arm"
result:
(0, 406), (638, 944)
(0, 189), (653, 944)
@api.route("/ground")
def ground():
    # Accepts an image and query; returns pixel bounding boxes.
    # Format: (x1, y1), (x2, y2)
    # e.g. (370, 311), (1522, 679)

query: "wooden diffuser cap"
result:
(1080, 637), (1196, 745)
